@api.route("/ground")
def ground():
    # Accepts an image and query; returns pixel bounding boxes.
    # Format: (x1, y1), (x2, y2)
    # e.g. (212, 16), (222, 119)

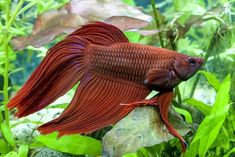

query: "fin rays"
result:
(7, 37), (89, 117)
(7, 22), (128, 117)
(38, 72), (150, 136)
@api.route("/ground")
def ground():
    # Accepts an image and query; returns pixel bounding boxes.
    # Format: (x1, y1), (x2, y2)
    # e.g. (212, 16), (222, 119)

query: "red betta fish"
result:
(8, 22), (203, 152)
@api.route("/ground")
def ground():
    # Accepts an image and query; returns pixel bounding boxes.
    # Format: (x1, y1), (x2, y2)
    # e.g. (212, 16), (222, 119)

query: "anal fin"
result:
(121, 90), (187, 152)
(157, 91), (187, 152)
(38, 72), (150, 136)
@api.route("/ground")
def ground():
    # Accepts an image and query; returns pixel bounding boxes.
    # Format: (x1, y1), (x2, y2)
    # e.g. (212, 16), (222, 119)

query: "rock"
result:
(30, 147), (77, 157)
(12, 123), (39, 142)
(102, 106), (190, 157)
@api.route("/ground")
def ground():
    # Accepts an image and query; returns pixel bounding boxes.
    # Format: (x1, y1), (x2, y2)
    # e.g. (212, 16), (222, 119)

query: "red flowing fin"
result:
(7, 22), (128, 117)
(69, 22), (128, 45)
(120, 93), (159, 107)
(108, 90), (187, 152)
(158, 91), (187, 153)
(38, 72), (150, 136)
(145, 69), (171, 85)
(7, 36), (89, 117)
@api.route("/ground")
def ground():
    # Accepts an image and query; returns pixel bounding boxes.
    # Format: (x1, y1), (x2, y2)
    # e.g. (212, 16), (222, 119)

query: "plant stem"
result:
(150, 0), (164, 47)
(0, 111), (2, 122)
(3, 44), (10, 126)
(189, 34), (215, 97)
(175, 86), (182, 104)
(189, 75), (200, 97)
(150, 0), (183, 104)
(1, 0), (24, 135)
(0, 0), (24, 45)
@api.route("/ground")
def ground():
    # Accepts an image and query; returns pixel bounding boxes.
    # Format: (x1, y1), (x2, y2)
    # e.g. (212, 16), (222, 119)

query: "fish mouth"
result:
(195, 57), (204, 68)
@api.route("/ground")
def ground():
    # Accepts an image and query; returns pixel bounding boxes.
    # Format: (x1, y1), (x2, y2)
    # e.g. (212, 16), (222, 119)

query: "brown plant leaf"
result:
(12, 13), (85, 50)
(65, 0), (151, 21)
(104, 16), (149, 31)
(11, 0), (152, 50)
(137, 29), (161, 36)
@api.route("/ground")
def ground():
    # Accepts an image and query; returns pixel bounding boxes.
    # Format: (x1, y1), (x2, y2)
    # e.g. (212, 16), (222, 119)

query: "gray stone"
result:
(102, 106), (190, 157)
(30, 147), (78, 157)
(12, 123), (39, 142)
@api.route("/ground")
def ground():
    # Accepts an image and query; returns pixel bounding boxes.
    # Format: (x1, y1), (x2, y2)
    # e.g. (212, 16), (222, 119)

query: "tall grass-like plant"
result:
(0, 0), (39, 156)
(185, 73), (232, 157)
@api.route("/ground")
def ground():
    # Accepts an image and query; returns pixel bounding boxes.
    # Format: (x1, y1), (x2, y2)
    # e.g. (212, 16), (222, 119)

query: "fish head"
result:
(144, 55), (203, 90)
(174, 56), (204, 81)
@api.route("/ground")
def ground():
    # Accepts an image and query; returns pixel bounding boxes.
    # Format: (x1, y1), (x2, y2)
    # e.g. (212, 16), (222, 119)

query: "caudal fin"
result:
(7, 36), (89, 117)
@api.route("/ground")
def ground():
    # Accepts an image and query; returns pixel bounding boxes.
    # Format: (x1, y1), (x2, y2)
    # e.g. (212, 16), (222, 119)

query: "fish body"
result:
(89, 43), (176, 85)
(7, 22), (203, 152)
(89, 43), (202, 90)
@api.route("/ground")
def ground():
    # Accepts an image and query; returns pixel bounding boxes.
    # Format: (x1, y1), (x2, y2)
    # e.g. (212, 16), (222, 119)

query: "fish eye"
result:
(188, 58), (196, 66)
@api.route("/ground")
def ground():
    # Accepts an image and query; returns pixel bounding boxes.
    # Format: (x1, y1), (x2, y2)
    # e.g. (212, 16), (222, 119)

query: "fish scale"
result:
(89, 43), (183, 85)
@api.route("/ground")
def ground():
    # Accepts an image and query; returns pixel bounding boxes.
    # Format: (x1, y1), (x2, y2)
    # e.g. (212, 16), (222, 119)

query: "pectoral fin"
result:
(145, 69), (171, 85)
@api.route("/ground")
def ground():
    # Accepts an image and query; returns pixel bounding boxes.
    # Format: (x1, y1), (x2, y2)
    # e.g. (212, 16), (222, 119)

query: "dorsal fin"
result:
(69, 22), (129, 46)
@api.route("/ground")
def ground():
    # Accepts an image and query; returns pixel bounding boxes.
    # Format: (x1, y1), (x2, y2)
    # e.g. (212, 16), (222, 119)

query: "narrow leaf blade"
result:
(18, 145), (29, 157)
(184, 98), (211, 115)
(199, 71), (221, 91)
(0, 122), (15, 147)
(36, 132), (101, 156)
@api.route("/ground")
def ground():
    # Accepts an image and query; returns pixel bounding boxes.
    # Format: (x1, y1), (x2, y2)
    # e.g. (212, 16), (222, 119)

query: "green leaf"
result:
(36, 132), (101, 156)
(46, 103), (68, 109)
(0, 139), (11, 154)
(224, 147), (235, 157)
(184, 98), (211, 115)
(227, 109), (235, 140)
(29, 140), (44, 149)
(0, 106), (3, 122)
(136, 147), (151, 157)
(7, 46), (16, 62)
(198, 118), (224, 156)
(209, 127), (230, 148)
(122, 153), (137, 157)
(122, 0), (135, 6)
(8, 68), (23, 76)
(3, 151), (17, 157)
(191, 114), (224, 143)
(186, 75), (231, 157)
(199, 71), (221, 91)
(177, 38), (204, 56)
(173, 106), (193, 123)
(17, 0), (39, 16)
(210, 75), (231, 114)
(17, 145), (28, 157)
(124, 31), (141, 43)
(1, 122), (15, 147)
(0, 68), (4, 76)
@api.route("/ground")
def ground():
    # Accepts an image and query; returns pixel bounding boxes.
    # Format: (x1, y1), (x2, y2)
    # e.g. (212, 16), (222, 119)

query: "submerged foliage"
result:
(0, 0), (234, 157)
